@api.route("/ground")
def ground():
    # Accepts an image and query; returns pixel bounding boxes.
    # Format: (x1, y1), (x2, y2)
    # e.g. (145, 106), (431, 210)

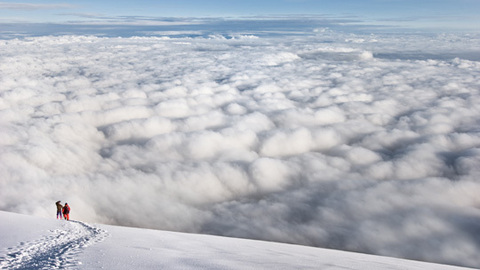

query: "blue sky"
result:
(0, 0), (479, 33)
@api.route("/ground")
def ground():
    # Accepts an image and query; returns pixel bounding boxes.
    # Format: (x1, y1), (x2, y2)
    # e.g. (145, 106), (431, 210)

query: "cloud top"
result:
(1, 32), (480, 268)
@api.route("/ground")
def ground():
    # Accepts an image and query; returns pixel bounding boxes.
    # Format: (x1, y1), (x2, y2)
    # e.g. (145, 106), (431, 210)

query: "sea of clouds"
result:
(1, 31), (480, 267)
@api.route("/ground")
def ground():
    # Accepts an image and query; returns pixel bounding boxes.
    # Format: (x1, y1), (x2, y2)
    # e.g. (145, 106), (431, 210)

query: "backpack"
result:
(63, 206), (70, 214)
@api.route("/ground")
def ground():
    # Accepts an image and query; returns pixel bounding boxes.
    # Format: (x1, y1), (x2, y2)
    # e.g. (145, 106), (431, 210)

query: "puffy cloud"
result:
(1, 32), (480, 268)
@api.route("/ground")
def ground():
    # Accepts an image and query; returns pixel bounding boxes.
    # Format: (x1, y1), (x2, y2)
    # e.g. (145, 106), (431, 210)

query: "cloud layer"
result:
(1, 32), (480, 267)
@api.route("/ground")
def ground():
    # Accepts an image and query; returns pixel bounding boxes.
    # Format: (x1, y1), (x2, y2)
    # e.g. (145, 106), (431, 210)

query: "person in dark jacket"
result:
(63, 203), (71, 221)
(56, 201), (63, 219)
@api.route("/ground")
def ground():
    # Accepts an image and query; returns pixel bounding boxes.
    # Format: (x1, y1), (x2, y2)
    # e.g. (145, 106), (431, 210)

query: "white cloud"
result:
(0, 2), (75, 10)
(1, 32), (480, 268)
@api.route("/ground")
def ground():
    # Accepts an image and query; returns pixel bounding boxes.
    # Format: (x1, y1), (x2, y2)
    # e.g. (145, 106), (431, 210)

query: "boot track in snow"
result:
(0, 220), (108, 270)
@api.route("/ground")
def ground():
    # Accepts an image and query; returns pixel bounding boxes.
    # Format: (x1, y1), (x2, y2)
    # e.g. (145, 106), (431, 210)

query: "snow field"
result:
(0, 211), (475, 270)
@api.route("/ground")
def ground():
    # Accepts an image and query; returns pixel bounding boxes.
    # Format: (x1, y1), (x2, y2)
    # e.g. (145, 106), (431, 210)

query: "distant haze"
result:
(1, 0), (480, 32)
(1, 27), (480, 268)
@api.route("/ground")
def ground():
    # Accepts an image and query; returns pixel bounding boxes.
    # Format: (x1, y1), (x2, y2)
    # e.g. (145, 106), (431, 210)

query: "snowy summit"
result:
(1, 1), (480, 269)
(0, 211), (475, 270)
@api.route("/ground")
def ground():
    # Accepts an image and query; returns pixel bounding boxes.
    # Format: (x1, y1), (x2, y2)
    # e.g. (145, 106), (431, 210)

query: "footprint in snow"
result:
(0, 220), (108, 270)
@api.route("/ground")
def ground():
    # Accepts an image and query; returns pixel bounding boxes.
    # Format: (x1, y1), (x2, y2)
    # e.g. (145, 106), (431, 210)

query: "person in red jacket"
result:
(63, 203), (71, 221)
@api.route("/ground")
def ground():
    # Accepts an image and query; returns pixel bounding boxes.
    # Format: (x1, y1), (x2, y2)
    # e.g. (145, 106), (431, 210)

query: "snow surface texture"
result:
(0, 212), (107, 269)
(0, 32), (480, 268)
(0, 211), (475, 270)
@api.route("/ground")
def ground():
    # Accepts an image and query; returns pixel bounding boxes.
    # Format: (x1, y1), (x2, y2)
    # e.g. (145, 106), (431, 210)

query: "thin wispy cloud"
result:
(0, 2), (75, 10)
(1, 0), (479, 33)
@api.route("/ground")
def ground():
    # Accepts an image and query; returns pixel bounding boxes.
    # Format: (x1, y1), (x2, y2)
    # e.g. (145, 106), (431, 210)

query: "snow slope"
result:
(0, 211), (474, 270)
